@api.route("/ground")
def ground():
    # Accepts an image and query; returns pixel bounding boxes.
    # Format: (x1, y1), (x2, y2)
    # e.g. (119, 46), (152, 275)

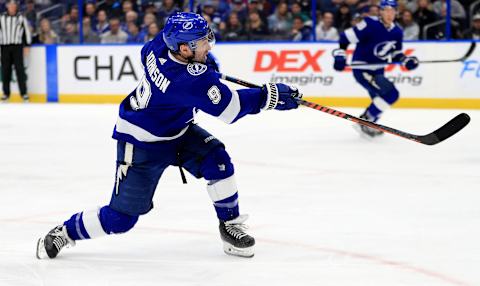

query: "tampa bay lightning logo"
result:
(187, 63), (207, 76)
(183, 22), (193, 30)
(374, 41), (397, 60)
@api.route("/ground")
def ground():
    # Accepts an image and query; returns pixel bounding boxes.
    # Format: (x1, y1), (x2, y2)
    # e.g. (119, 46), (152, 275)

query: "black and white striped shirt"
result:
(0, 13), (31, 45)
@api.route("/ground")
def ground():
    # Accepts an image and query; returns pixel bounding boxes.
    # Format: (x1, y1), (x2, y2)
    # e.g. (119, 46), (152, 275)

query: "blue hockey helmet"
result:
(380, 0), (397, 9)
(163, 12), (215, 52)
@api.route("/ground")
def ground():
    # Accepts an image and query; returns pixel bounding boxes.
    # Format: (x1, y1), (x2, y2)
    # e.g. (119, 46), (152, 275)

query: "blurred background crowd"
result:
(4, 0), (480, 44)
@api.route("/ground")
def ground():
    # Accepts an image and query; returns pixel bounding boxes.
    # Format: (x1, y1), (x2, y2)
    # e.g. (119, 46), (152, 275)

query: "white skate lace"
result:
(51, 226), (75, 250)
(225, 214), (250, 240)
(225, 224), (248, 239)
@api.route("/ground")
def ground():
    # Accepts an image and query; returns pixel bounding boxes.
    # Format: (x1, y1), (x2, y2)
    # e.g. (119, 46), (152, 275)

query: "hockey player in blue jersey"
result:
(36, 12), (302, 259)
(332, 0), (419, 137)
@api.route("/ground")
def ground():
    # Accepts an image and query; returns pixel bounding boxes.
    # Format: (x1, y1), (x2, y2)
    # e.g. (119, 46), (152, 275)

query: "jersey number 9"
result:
(130, 75), (152, 110)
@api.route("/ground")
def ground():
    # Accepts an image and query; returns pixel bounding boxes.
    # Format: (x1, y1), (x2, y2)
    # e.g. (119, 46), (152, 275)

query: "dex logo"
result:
(254, 50), (324, 72)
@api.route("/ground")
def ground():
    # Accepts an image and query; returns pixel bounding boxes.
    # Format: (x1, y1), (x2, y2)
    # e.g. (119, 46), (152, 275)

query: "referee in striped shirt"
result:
(0, 0), (31, 102)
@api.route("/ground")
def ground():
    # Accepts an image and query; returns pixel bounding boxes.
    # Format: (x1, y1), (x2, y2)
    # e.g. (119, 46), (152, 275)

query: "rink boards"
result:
(6, 42), (480, 108)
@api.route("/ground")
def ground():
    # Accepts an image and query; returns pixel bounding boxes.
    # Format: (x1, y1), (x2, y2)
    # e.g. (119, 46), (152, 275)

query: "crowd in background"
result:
(3, 0), (480, 44)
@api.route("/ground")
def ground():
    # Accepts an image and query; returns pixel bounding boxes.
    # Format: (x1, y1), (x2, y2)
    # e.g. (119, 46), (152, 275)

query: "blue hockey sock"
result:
(214, 193), (239, 221)
(64, 207), (107, 240)
(207, 175), (240, 221)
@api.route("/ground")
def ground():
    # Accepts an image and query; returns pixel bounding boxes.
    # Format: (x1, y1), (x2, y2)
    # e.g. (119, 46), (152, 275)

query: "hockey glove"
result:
(332, 49), (347, 71)
(402, 56), (419, 71)
(262, 83), (302, 111)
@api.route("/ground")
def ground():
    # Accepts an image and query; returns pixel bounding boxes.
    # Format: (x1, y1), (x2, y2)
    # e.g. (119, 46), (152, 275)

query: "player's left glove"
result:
(402, 56), (419, 71)
(261, 83), (302, 111)
(332, 48), (347, 71)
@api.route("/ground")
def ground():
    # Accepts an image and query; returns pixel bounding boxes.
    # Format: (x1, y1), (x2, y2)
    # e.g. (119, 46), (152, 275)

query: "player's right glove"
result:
(261, 83), (302, 111)
(402, 56), (419, 71)
(332, 48), (347, 71)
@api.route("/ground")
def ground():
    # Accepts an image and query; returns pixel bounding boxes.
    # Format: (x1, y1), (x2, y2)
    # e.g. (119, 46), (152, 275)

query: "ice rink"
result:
(0, 103), (479, 286)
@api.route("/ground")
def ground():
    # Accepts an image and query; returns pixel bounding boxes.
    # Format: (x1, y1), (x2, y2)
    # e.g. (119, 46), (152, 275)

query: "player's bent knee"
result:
(99, 206), (139, 234)
(389, 87), (400, 103)
(200, 147), (234, 180)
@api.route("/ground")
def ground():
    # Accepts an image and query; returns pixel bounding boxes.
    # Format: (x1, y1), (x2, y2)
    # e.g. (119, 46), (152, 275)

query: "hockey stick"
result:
(349, 41), (476, 69)
(220, 73), (470, 146)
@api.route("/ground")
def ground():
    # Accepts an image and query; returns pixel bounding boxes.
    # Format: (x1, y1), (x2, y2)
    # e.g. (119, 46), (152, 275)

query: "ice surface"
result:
(0, 104), (479, 286)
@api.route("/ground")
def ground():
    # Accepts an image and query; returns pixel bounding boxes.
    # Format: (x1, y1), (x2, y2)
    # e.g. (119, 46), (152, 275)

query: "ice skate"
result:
(36, 225), (75, 259)
(354, 111), (384, 138)
(1, 95), (9, 103)
(219, 214), (255, 258)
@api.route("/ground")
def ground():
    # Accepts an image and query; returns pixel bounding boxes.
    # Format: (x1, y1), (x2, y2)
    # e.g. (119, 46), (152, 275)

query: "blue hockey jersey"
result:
(340, 16), (404, 70)
(112, 33), (266, 149)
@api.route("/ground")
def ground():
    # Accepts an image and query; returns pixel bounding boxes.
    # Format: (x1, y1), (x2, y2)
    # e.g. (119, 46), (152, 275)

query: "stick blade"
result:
(418, 113), (470, 145)
(462, 42), (476, 60)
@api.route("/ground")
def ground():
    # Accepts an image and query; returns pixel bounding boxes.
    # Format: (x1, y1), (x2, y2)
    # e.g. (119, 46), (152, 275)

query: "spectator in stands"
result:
(318, 0), (340, 13)
(127, 22), (143, 43)
(143, 1), (159, 16)
(400, 9), (420, 39)
(140, 12), (157, 38)
(245, 10), (268, 40)
(202, 14), (223, 41)
(290, 1), (310, 26)
(335, 3), (352, 33)
(462, 13), (480, 40)
(123, 0), (135, 14)
(221, 12), (247, 41)
(25, 0), (36, 27)
(69, 5), (79, 25)
(158, 0), (181, 25)
(425, 5), (461, 39)
(368, 5), (380, 17)
(38, 18), (59, 44)
(144, 22), (160, 41)
(82, 17), (100, 43)
(247, 0), (267, 21)
(290, 16), (313, 41)
(404, 0), (418, 13)
(95, 10), (110, 34)
(229, 0), (248, 24)
(267, 2), (292, 38)
(202, 0), (223, 29)
(98, 0), (122, 18)
(100, 18), (128, 43)
(414, 0), (437, 39)
(61, 22), (79, 44)
(85, 2), (97, 28)
(122, 11), (139, 31)
(432, 0), (466, 22)
(316, 11), (339, 41)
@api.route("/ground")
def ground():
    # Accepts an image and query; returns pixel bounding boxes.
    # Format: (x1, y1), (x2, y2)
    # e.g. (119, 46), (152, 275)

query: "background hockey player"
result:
(36, 12), (302, 259)
(332, 0), (419, 137)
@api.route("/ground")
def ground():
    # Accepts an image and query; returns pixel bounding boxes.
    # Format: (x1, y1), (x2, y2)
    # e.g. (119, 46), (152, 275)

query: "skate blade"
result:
(36, 237), (48, 259)
(353, 124), (383, 140)
(223, 242), (254, 258)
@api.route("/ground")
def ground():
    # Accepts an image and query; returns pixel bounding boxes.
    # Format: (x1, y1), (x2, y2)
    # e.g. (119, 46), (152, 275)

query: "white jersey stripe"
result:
(82, 208), (107, 238)
(344, 28), (359, 44)
(218, 87), (241, 124)
(207, 175), (238, 202)
(115, 117), (190, 142)
(373, 96), (391, 112)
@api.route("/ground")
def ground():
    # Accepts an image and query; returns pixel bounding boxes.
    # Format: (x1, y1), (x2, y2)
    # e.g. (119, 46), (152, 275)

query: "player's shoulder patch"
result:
(207, 85), (221, 104)
(187, 62), (208, 76)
